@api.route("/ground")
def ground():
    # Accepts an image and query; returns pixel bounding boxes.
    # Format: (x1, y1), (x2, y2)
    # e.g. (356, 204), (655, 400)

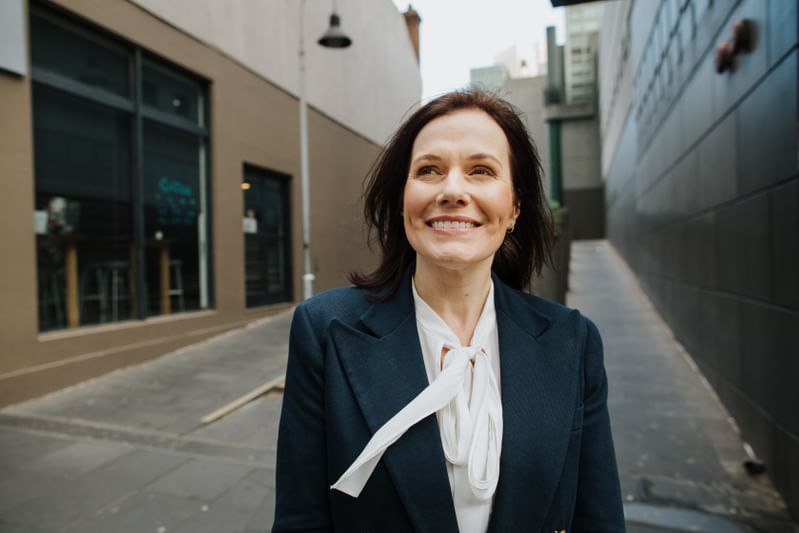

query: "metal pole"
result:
(298, 0), (315, 300)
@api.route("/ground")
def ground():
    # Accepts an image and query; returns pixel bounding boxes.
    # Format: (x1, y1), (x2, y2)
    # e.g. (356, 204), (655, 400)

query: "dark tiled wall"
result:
(605, 0), (799, 517)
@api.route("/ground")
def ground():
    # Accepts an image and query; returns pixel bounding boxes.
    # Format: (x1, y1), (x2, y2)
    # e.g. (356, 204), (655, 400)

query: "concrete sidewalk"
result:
(0, 241), (796, 532)
(0, 308), (293, 533)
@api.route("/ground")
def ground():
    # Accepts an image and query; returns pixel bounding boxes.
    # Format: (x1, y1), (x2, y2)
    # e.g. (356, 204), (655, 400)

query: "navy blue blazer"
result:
(273, 272), (625, 533)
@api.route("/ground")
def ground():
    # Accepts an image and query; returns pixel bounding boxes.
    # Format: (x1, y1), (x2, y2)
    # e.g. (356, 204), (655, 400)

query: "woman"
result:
(273, 89), (625, 532)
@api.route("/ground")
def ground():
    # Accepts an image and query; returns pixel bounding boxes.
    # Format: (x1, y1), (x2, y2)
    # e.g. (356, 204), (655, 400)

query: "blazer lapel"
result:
(329, 274), (459, 533)
(488, 277), (584, 533)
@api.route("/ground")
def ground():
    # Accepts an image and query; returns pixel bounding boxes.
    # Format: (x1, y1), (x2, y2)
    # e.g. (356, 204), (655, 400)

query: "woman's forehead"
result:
(411, 109), (509, 160)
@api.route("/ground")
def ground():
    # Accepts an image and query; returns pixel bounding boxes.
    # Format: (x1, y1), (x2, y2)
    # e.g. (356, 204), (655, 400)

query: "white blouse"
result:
(412, 279), (502, 533)
(330, 280), (503, 533)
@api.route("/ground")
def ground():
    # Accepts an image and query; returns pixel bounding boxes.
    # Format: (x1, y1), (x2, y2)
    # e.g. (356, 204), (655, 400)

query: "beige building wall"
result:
(0, 0), (400, 406)
(130, 0), (422, 145)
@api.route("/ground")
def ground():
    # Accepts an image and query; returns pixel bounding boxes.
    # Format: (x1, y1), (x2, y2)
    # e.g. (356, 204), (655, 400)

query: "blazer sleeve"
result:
(571, 317), (626, 532)
(272, 304), (333, 533)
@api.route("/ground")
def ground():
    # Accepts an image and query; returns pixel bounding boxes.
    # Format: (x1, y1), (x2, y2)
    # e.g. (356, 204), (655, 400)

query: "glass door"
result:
(243, 166), (292, 307)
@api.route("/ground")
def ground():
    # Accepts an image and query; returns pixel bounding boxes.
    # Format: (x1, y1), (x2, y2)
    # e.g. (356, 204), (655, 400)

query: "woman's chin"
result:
(418, 253), (492, 273)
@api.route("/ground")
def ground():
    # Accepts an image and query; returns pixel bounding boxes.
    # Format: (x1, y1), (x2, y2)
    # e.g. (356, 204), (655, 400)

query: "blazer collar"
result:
(358, 270), (553, 339)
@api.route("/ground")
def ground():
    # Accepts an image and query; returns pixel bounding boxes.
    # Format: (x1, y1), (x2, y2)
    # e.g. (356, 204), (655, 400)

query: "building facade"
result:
(0, 0), (421, 405)
(599, 0), (798, 517)
(545, 17), (604, 240)
(564, 2), (603, 104)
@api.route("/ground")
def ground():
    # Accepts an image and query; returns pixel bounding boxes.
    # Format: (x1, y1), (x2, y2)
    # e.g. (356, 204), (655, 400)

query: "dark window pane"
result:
(32, 85), (133, 331)
(143, 62), (202, 125)
(142, 121), (208, 316)
(244, 168), (292, 307)
(30, 13), (130, 98)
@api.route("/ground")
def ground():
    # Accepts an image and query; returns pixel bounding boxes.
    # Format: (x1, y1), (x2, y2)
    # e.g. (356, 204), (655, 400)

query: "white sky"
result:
(391, 0), (565, 101)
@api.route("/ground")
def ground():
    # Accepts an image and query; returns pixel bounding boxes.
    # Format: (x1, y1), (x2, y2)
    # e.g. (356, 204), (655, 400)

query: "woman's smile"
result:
(426, 215), (482, 233)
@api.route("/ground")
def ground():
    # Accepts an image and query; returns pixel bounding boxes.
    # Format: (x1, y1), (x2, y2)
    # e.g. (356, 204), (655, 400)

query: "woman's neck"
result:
(413, 258), (492, 346)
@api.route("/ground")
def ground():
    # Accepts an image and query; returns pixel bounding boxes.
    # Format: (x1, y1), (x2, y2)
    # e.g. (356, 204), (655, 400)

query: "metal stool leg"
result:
(97, 269), (108, 323)
(168, 260), (185, 312)
(50, 270), (64, 327)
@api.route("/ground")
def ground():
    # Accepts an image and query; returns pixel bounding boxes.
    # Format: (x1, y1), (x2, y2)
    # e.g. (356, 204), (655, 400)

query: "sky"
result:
(391, 0), (565, 101)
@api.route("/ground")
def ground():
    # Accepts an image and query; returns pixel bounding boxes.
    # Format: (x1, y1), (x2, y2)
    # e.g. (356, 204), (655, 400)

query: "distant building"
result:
(0, 0), (421, 405)
(502, 76), (551, 202)
(564, 2), (603, 104)
(469, 64), (510, 91)
(544, 11), (604, 240)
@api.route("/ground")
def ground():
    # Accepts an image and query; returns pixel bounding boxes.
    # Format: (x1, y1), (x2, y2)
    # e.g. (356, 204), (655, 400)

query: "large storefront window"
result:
(31, 7), (211, 332)
(243, 167), (292, 307)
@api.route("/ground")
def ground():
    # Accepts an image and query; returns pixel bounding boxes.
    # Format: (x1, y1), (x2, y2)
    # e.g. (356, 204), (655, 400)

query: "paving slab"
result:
(146, 458), (253, 501)
(0, 428), (70, 471)
(65, 491), (202, 533)
(171, 474), (270, 533)
(23, 439), (129, 478)
(1, 448), (187, 531)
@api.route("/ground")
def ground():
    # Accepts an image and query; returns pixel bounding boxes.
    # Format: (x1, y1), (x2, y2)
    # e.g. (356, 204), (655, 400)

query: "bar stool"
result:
(105, 260), (131, 321)
(80, 263), (108, 323)
(169, 259), (185, 312)
(39, 267), (65, 329)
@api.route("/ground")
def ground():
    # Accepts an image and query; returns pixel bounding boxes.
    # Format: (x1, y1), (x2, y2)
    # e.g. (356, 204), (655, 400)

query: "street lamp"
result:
(298, 1), (352, 300)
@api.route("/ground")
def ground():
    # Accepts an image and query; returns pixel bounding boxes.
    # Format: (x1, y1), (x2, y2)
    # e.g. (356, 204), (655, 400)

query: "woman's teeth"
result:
(431, 220), (476, 229)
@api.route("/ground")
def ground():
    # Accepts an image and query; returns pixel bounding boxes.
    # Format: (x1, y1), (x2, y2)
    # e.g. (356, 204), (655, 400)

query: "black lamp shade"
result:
(318, 13), (352, 48)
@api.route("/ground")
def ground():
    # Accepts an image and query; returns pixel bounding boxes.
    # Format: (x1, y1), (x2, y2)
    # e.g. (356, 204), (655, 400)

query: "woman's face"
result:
(403, 109), (519, 273)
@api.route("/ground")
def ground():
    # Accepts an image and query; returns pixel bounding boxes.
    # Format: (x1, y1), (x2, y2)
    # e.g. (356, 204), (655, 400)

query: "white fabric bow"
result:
(331, 343), (503, 501)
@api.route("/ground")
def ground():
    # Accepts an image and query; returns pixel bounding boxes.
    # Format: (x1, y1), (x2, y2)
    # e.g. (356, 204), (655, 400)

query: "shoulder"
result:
(293, 285), (372, 333)
(496, 280), (596, 340)
(510, 289), (575, 323)
(501, 286), (607, 392)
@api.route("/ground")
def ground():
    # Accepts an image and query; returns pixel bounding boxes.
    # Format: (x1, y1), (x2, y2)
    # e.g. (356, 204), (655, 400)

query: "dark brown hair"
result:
(349, 88), (555, 300)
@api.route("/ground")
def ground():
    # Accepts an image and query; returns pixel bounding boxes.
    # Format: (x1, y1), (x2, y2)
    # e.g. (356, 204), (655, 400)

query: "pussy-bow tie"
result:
(331, 344), (503, 500)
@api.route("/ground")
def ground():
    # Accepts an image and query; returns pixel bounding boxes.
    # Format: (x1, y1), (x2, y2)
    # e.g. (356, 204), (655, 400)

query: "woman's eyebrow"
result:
(467, 153), (503, 168)
(411, 153), (503, 167)
(411, 153), (443, 165)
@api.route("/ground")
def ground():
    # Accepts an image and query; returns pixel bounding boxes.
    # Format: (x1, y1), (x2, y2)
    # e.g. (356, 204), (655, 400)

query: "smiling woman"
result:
(273, 89), (626, 533)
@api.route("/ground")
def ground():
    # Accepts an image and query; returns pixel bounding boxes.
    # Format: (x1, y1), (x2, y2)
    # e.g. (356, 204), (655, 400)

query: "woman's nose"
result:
(436, 169), (469, 206)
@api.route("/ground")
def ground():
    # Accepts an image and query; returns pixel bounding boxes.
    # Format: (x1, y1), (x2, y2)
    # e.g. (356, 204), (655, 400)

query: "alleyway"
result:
(0, 241), (795, 532)
(568, 242), (795, 533)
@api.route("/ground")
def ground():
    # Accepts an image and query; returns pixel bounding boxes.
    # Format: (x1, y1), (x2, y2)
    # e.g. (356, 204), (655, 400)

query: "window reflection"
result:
(30, 13), (130, 97)
(33, 86), (133, 330)
(143, 122), (207, 316)
(143, 62), (202, 125)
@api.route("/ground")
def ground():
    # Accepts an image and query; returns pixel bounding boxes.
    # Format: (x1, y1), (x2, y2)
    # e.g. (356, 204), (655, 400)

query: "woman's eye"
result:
(416, 166), (439, 176)
(472, 166), (495, 176)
